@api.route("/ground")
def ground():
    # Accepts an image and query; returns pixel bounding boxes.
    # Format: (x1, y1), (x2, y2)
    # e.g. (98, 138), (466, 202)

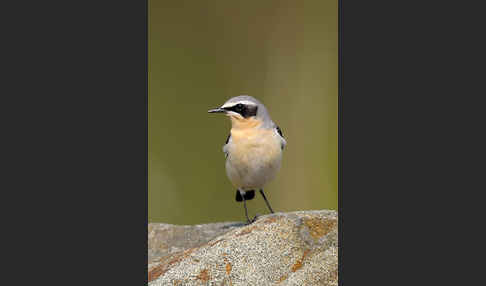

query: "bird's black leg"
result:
(239, 190), (252, 224)
(238, 190), (251, 224)
(243, 198), (252, 224)
(260, 189), (274, 213)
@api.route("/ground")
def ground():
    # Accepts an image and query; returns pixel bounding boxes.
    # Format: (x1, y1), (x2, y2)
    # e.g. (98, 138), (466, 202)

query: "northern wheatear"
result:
(208, 95), (286, 224)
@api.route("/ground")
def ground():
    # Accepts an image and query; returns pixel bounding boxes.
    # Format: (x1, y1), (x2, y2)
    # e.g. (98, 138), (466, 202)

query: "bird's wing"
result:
(275, 125), (287, 150)
(222, 133), (231, 158)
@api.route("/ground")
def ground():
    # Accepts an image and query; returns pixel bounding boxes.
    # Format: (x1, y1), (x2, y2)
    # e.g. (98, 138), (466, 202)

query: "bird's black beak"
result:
(208, 108), (225, 113)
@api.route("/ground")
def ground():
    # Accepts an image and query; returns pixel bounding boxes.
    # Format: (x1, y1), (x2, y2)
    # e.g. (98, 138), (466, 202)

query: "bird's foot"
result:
(245, 213), (261, 225)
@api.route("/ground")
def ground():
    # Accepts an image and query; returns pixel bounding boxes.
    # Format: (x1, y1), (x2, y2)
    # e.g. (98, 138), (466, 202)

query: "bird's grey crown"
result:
(222, 95), (260, 107)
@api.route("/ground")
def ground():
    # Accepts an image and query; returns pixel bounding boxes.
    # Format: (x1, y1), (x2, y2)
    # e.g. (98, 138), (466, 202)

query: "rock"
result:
(148, 221), (244, 264)
(148, 210), (338, 286)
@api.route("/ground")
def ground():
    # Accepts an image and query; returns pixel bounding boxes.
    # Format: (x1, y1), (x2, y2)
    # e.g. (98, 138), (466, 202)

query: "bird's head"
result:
(208, 95), (271, 129)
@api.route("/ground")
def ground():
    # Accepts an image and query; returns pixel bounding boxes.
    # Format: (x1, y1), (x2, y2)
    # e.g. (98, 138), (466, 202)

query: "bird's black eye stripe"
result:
(224, 103), (257, 118)
(276, 126), (284, 138)
(231, 104), (245, 113)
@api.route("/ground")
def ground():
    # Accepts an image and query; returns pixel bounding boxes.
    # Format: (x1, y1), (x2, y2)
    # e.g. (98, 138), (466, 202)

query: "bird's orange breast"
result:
(226, 124), (283, 189)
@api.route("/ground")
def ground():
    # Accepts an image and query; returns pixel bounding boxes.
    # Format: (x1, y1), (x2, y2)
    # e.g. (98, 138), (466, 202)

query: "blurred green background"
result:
(149, 0), (337, 224)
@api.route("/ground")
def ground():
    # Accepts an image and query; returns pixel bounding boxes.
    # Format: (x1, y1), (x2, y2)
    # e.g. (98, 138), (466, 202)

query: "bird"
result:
(208, 95), (286, 224)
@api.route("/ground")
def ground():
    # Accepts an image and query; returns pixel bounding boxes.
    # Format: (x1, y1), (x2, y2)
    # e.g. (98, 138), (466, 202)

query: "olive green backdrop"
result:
(149, 0), (338, 224)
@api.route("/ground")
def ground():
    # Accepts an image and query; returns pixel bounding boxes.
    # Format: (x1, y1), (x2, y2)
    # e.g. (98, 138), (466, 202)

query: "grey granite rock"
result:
(148, 221), (244, 264)
(148, 210), (338, 286)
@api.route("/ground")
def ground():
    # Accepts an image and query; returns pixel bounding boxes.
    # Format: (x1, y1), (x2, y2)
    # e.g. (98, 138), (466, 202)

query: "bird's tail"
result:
(235, 190), (255, 202)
